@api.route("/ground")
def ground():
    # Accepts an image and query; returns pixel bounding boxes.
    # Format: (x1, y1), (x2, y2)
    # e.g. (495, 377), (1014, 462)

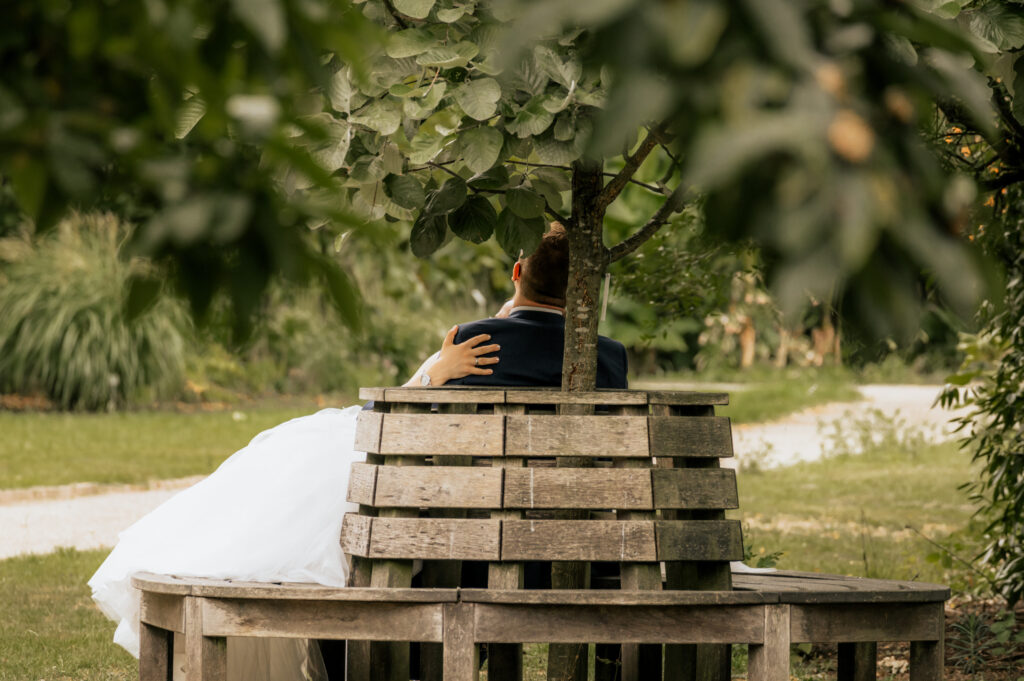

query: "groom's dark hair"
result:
(520, 223), (569, 308)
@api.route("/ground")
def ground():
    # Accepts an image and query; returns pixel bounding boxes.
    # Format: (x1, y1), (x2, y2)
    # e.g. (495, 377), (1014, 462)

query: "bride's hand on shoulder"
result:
(430, 326), (500, 384)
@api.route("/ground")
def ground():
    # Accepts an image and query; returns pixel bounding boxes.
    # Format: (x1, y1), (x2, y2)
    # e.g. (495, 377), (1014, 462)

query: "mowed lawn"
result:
(0, 404), (330, 489)
(0, 434), (982, 680)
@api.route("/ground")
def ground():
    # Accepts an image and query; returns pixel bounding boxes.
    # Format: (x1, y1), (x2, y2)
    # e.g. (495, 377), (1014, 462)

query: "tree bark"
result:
(561, 158), (608, 393)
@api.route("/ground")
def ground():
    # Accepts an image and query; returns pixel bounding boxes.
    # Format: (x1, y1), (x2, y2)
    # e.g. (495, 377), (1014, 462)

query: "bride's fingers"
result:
(461, 333), (491, 348)
(471, 343), (501, 356)
(474, 356), (499, 366)
(470, 365), (495, 375)
(441, 326), (458, 348)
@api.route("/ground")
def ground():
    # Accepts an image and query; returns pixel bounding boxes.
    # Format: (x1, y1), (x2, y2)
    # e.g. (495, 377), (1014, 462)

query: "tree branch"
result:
(607, 183), (689, 263)
(598, 124), (667, 209)
(545, 204), (569, 226)
(382, 0), (410, 28)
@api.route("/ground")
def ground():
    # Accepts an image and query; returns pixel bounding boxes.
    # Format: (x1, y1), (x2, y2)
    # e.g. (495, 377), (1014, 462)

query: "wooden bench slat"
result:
(503, 468), (653, 509)
(501, 520), (657, 561)
(655, 519), (744, 561)
(372, 465), (503, 508)
(382, 388), (506, 404)
(347, 462), (378, 506)
(353, 411), (383, 453)
(378, 414), (505, 456)
(644, 391), (729, 406)
(649, 416), (734, 458)
(789, 602), (944, 642)
(340, 513), (372, 557)
(651, 468), (739, 509)
(504, 390), (648, 405)
(460, 589), (777, 605)
(367, 517), (502, 560)
(505, 415), (649, 457)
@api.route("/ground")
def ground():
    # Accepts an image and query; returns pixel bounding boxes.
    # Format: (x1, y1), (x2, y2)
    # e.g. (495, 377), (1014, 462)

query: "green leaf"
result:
(349, 98), (402, 135)
(394, 0), (436, 19)
(436, 6), (467, 22)
(533, 132), (581, 165)
(965, 2), (1024, 51)
(454, 78), (502, 121)
(407, 131), (449, 164)
(449, 195), (497, 243)
(495, 207), (545, 257)
(410, 212), (447, 257)
(385, 174), (426, 209)
(230, 0), (285, 53)
(386, 28), (437, 58)
(175, 95), (206, 139)
(506, 186), (546, 219)
(553, 114), (574, 141)
(416, 41), (479, 68)
(459, 126), (503, 174)
(426, 176), (468, 215)
(469, 165), (510, 190)
(321, 260), (362, 330)
(506, 95), (555, 137)
(533, 45), (582, 89)
(531, 179), (563, 211)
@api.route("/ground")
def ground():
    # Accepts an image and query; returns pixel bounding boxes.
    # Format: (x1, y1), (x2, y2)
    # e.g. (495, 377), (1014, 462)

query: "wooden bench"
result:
(134, 388), (948, 681)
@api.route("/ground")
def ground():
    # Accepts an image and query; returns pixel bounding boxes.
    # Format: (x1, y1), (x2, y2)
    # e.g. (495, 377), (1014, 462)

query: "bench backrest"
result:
(341, 388), (740, 591)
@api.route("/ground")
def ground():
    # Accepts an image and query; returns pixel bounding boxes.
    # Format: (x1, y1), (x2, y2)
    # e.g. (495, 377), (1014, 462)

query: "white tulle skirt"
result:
(88, 406), (365, 680)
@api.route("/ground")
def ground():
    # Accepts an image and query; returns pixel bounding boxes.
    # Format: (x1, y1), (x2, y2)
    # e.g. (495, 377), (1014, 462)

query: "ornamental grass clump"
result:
(0, 213), (188, 410)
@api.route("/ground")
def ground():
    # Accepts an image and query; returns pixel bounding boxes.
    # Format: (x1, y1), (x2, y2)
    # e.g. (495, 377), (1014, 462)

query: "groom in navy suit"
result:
(424, 224), (628, 390)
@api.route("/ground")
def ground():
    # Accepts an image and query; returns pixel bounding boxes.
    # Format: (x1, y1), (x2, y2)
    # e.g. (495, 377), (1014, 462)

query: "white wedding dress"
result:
(89, 406), (366, 681)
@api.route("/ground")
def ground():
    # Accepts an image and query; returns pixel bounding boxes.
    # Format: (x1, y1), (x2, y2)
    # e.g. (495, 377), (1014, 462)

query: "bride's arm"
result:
(403, 326), (500, 386)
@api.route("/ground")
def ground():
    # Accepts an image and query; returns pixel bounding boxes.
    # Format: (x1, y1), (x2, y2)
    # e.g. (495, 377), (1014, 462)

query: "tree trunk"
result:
(561, 158), (607, 393)
(547, 159), (607, 681)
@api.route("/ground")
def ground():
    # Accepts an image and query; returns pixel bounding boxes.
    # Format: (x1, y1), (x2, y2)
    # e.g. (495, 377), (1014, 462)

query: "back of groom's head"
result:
(520, 223), (569, 308)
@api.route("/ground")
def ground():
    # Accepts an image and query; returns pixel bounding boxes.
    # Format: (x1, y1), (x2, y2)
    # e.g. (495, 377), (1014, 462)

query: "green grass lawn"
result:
(0, 434), (984, 680)
(0, 404), (332, 489)
(637, 369), (861, 425)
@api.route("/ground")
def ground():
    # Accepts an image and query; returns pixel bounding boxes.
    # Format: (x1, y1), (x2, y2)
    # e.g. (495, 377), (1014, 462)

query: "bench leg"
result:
(594, 644), (620, 681)
(443, 603), (478, 681)
(184, 598), (226, 681)
(910, 640), (943, 681)
(838, 642), (876, 681)
(748, 605), (789, 681)
(139, 623), (173, 681)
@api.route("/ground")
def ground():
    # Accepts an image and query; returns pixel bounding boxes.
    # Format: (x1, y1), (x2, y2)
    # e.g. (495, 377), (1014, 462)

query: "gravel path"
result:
(0, 385), (971, 560)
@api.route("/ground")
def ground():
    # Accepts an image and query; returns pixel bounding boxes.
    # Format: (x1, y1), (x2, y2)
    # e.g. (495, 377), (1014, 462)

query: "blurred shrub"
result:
(0, 213), (188, 410)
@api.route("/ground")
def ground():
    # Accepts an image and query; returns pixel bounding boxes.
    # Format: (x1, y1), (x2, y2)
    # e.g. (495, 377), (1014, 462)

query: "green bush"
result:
(0, 213), (188, 410)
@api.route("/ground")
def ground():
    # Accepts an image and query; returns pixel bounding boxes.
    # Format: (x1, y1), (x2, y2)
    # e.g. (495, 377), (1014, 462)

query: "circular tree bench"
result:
(133, 388), (947, 681)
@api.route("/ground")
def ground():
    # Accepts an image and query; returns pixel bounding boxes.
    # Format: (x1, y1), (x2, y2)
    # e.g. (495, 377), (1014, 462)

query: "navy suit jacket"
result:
(446, 309), (628, 389)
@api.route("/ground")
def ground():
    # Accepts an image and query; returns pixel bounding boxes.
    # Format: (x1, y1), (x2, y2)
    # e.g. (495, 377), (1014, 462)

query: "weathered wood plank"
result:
(505, 390), (648, 406)
(645, 391), (729, 406)
(139, 623), (172, 681)
(185, 598), (227, 681)
(651, 468), (739, 509)
(789, 603), (944, 642)
(199, 598), (445, 641)
(132, 572), (194, 595)
(183, 583), (457, 602)
(910, 639), (943, 681)
(505, 415), (649, 457)
(140, 591), (185, 633)
(459, 589), (776, 606)
(838, 642), (877, 681)
(471, 604), (765, 644)
(748, 604), (789, 681)
(377, 414), (505, 456)
(731, 572), (949, 602)
(368, 517), (502, 561)
(649, 416), (733, 458)
(354, 411), (384, 453)
(655, 520), (744, 561)
(340, 513), (372, 557)
(359, 387), (387, 402)
(347, 463), (378, 506)
(503, 468), (653, 509)
(373, 466), (503, 508)
(383, 388), (506, 404)
(501, 520), (657, 562)
(444, 603), (480, 681)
